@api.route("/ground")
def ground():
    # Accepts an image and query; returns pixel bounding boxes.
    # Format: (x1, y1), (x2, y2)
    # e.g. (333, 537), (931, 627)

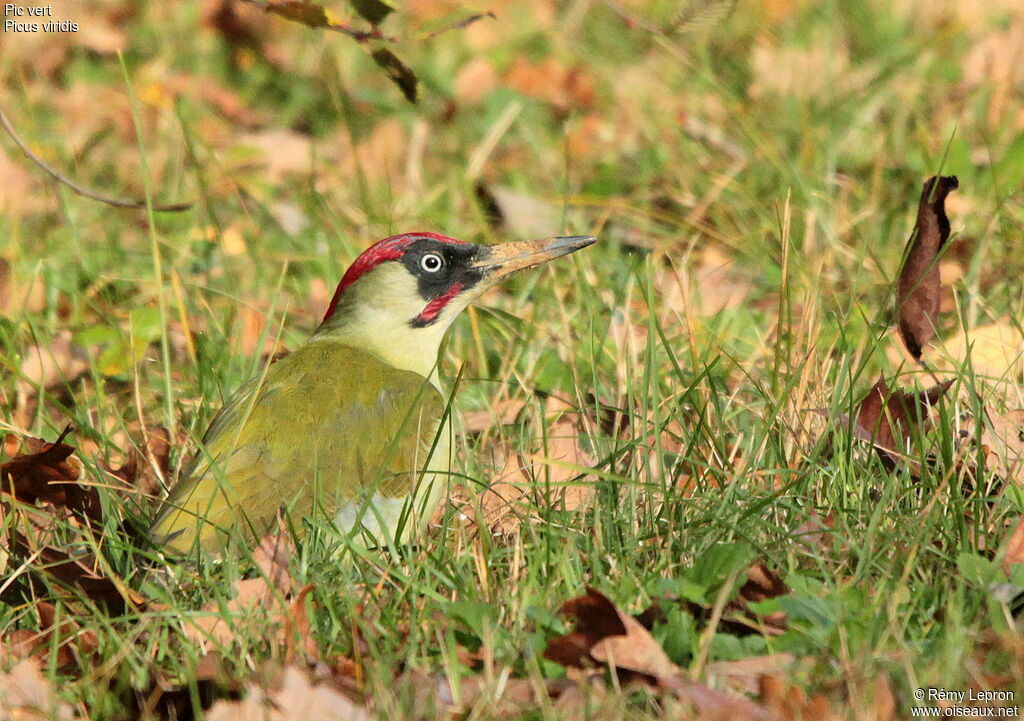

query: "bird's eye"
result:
(420, 253), (444, 273)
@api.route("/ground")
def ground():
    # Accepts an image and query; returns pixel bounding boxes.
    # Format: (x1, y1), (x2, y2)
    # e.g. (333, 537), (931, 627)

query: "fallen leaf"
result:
(852, 377), (954, 466)
(683, 563), (791, 637)
(103, 425), (174, 497)
(0, 258), (11, 312)
(759, 674), (840, 721)
(1, 427), (101, 521)
(474, 183), (563, 239)
(233, 129), (316, 182)
(16, 330), (89, 398)
(206, 665), (368, 721)
(75, 14), (128, 54)
(739, 562), (791, 604)
(2, 601), (99, 671)
(896, 175), (959, 361)
(4, 536), (136, 609)
(183, 526), (307, 651)
(979, 408), (1024, 482)
(435, 674), (572, 717)
(1001, 517), (1024, 576)
(962, 22), (1024, 126)
(654, 247), (753, 320)
(503, 56), (595, 113)
(460, 398), (527, 435)
(543, 587), (659, 675)
(545, 588), (778, 720)
(0, 150), (48, 217)
(203, 0), (267, 54)
(748, 32), (865, 101)
(245, 0), (342, 29)
(706, 653), (797, 696)
(0, 659), (77, 720)
(471, 410), (595, 534)
(454, 58), (498, 105)
(940, 321), (1023, 382)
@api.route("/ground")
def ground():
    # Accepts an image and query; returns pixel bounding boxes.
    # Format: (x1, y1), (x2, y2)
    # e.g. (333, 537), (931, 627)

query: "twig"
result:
(0, 106), (192, 212)
(240, 0), (397, 42)
(422, 11), (496, 40)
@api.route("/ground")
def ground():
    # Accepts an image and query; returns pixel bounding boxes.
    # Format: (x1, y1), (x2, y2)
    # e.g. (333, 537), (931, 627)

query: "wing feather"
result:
(153, 341), (446, 551)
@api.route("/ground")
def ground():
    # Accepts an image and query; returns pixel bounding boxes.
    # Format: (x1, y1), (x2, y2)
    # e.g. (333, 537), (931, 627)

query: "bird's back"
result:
(153, 340), (449, 552)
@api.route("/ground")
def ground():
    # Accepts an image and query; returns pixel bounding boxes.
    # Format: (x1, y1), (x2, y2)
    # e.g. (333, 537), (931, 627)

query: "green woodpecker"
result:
(152, 232), (596, 553)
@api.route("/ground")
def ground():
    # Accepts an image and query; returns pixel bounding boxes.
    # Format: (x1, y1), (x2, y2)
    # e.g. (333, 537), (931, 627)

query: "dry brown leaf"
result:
(454, 57), (498, 105)
(183, 527), (305, 651)
(461, 398), (526, 435)
(206, 665), (367, 721)
(503, 55), (595, 113)
(103, 425), (174, 497)
(979, 408), (1024, 482)
(337, 119), (407, 184)
(740, 562), (791, 604)
(15, 331), (89, 398)
(896, 176), (959, 361)
(759, 674), (839, 721)
(0, 659), (77, 720)
(682, 563), (790, 637)
(1001, 516), (1024, 576)
(1, 532), (136, 608)
(545, 588), (778, 720)
(0, 151), (49, 217)
(590, 610), (677, 679)
(1, 601), (99, 671)
(475, 184), (563, 240)
(0, 258), (11, 314)
(791, 510), (836, 554)
(940, 322), (1023, 382)
(49, 83), (138, 154)
(544, 587), (678, 678)
(748, 32), (865, 101)
(472, 412), (595, 534)
(1, 427), (101, 522)
(162, 74), (268, 126)
(74, 14), (127, 54)
(852, 377), (953, 467)
(962, 19), (1024, 126)
(706, 653), (797, 696)
(233, 129), (316, 182)
(654, 247), (752, 320)
(202, 0), (267, 50)
(0, 258), (46, 316)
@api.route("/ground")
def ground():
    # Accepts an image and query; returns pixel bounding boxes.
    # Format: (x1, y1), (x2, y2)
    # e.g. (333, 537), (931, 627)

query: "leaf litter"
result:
(543, 587), (780, 720)
(464, 396), (597, 534)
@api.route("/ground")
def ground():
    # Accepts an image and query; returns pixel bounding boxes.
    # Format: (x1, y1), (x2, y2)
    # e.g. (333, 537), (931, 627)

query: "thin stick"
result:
(0, 106), (192, 212)
(422, 11), (495, 40)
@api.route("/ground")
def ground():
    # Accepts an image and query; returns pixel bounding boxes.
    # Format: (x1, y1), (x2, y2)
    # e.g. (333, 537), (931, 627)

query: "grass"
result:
(2, 0), (1024, 718)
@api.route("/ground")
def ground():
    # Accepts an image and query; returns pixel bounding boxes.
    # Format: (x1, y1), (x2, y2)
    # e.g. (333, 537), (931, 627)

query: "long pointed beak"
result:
(472, 235), (597, 281)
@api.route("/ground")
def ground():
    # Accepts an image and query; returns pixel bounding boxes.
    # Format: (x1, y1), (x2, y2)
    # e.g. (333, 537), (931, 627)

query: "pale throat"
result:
(313, 264), (466, 383)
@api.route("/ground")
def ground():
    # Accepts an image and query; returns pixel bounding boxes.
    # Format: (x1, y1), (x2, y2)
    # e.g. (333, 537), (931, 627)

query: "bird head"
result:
(316, 232), (596, 377)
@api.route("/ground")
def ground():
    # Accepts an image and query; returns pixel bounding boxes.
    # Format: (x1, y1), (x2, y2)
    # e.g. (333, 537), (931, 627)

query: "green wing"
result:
(152, 341), (447, 552)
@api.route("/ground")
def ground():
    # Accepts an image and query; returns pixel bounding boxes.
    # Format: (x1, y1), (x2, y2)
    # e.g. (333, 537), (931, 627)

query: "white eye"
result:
(420, 253), (444, 273)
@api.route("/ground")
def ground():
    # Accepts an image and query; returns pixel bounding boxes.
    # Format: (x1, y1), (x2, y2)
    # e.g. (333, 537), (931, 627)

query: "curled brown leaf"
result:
(896, 175), (959, 361)
(854, 377), (953, 466)
(1, 426), (101, 522)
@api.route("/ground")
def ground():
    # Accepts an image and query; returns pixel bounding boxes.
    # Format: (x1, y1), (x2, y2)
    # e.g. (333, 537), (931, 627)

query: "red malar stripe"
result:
(415, 281), (465, 325)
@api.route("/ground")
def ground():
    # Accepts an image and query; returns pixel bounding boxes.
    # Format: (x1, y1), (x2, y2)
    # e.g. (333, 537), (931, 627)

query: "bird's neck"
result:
(312, 305), (448, 385)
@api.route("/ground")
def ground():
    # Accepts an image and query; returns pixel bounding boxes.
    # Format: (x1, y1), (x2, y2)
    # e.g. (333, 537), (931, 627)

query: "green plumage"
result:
(152, 339), (447, 552)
